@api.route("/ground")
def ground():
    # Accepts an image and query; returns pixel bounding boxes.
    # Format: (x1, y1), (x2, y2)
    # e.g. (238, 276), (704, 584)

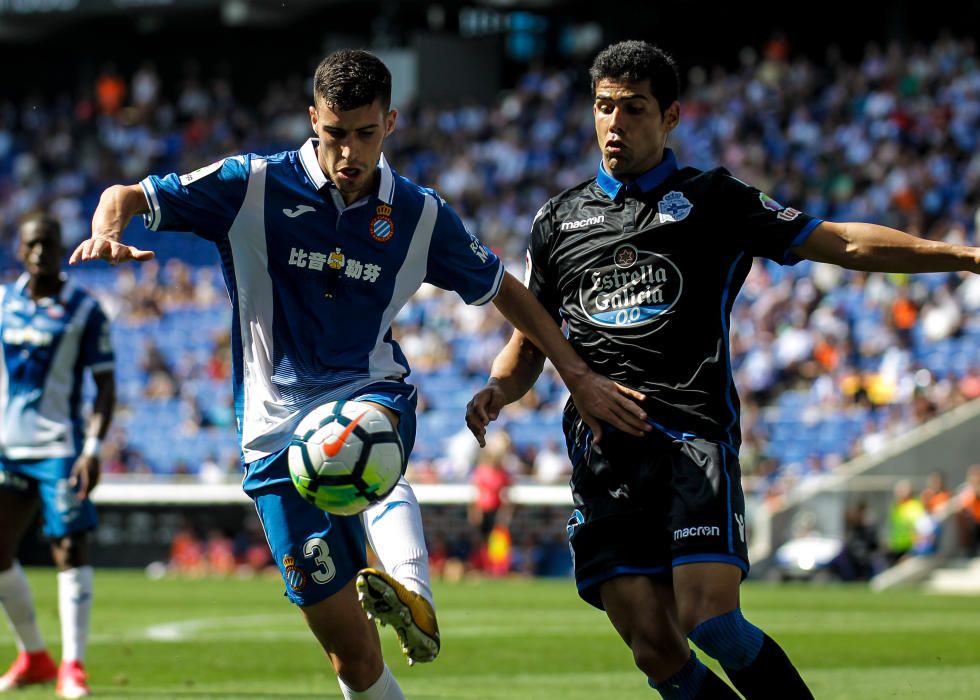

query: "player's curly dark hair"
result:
(314, 49), (392, 112)
(589, 40), (680, 113)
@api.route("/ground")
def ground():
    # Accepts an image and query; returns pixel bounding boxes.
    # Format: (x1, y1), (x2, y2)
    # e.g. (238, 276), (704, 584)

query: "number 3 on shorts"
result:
(303, 537), (337, 584)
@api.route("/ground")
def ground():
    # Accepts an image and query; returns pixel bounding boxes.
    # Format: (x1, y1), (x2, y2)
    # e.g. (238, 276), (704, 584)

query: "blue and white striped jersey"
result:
(0, 274), (114, 459)
(141, 139), (503, 466)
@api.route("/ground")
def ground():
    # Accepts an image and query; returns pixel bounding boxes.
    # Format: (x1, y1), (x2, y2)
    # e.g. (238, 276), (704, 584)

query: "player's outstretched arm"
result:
(69, 184), (156, 266)
(482, 272), (649, 444)
(795, 221), (980, 274)
(466, 329), (545, 447)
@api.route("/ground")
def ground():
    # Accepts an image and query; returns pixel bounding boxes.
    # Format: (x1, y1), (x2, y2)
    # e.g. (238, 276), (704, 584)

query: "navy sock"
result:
(725, 635), (814, 700)
(688, 609), (764, 671)
(689, 610), (812, 699)
(648, 652), (706, 700)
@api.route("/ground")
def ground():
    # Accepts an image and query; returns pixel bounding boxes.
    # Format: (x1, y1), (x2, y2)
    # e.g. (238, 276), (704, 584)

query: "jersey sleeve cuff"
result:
(470, 261), (505, 306)
(140, 176), (163, 231)
(783, 218), (823, 265)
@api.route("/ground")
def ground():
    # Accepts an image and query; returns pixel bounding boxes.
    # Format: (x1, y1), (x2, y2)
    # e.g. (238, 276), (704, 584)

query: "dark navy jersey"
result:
(525, 149), (821, 448)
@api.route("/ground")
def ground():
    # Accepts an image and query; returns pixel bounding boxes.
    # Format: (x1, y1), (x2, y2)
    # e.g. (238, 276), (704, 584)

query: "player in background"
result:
(0, 215), (116, 699)
(466, 40), (980, 700)
(70, 49), (647, 700)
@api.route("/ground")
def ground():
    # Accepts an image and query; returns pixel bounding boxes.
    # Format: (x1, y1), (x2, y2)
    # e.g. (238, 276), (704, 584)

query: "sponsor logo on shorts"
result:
(608, 484), (630, 500)
(566, 509), (585, 540)
(673, 525), (720, 541)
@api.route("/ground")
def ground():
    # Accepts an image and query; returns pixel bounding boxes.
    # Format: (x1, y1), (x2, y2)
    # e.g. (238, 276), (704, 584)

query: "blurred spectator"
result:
(469, 433), (514, 574)
(921, 470), (952, 514)
(832, 500), (880, 580)
(957, 465), (980, 557)
(885, 479), (927, 564)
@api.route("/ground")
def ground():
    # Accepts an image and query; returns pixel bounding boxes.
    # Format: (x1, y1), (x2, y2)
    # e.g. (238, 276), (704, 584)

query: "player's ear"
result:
(385, 109), (398, 137)
(309, 105), (318, 133)
(663, 101), (680, 131)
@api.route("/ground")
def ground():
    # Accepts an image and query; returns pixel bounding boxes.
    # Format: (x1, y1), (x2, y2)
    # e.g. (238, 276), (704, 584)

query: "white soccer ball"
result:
(288, 400), (404, 516)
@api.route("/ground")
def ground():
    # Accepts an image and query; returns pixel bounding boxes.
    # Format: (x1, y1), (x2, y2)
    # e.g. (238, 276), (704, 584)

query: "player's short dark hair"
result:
(313, 49), (392, 112)
(589, 40), (680, 113)
(19, 212), (61, 242)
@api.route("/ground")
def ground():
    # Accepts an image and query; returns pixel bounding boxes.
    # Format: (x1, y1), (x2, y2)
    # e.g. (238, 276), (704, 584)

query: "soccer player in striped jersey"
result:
(70, 49), (647, 699)
(467, 40), (980, 699)
(0, 215), (116, 698)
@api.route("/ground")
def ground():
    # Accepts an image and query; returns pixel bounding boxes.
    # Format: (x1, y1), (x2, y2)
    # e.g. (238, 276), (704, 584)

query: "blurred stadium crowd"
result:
(0, 34), (978, 511)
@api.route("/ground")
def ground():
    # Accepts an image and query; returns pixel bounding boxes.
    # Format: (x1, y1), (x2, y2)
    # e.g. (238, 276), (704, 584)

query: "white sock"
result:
(337, 664), (405, 700)
(57, 566), (93, 663)
(0, 562), (45, 653)
(361, 477), (433, 606)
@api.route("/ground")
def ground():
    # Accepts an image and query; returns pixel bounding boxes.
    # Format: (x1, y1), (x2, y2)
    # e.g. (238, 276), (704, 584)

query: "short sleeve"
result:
(140, 155), (250, 241)
(424, 195), (504, 306)
(716, 172), (822, 265)
(524, 202), (562, 324)
(80, 301), (114, 374)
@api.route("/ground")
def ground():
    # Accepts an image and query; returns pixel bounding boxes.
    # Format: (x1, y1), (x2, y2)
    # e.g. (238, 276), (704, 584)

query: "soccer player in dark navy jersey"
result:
(467, 40), (980, 699)
(70, 49), (646, 699)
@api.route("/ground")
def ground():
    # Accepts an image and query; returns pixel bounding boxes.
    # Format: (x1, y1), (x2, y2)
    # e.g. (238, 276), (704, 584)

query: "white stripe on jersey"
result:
(141, 178), (162, 231)
(226, 157), (284, 461)
(368, 194), (438, 376)
(472, 264), (505, 306)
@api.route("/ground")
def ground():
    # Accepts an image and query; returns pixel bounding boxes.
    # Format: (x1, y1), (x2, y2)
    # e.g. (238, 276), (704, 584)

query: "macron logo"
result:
(560, 215), (604, 231)
(673, 525), (720, 541)
(283, 204), (315, 218)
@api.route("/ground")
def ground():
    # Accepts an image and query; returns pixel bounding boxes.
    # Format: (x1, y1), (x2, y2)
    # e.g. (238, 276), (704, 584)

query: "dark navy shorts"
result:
(564, 425), (749, 609)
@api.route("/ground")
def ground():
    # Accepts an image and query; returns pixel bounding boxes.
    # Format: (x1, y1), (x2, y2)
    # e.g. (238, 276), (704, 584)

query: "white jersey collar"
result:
(298, 138), (394, 205)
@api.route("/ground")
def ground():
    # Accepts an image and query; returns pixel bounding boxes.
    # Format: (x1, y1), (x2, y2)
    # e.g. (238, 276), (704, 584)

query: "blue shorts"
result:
(0, 457), (98, 538)
(247, 381), (418, 606)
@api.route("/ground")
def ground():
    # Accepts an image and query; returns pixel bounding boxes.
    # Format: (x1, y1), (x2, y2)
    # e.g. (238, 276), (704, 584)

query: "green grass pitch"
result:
(3, 569), (979, 698)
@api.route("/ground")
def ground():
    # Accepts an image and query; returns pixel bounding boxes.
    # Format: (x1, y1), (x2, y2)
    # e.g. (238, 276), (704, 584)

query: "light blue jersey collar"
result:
(297, 138), (395, 205)
(596, 148), (678, 199)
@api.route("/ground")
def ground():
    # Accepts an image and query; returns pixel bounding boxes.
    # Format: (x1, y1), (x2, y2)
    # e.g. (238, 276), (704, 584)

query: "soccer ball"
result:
(288, 400), (404, 516)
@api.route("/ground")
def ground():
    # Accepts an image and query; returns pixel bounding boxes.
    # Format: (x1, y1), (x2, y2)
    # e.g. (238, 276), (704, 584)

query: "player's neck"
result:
(27, 273), (63, 300)
(338, 170), (382, 207)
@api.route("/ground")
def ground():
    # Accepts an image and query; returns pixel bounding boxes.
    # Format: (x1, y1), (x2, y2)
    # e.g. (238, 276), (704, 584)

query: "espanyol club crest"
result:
(578, 245), (683, 329)
(282, 554), (308, 592)
(369, 204), (395, 242)
(657, 191), (693, 223)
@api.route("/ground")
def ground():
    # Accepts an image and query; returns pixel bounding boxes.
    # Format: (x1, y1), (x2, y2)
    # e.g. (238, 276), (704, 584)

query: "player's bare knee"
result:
(630, 629), (689, 679)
